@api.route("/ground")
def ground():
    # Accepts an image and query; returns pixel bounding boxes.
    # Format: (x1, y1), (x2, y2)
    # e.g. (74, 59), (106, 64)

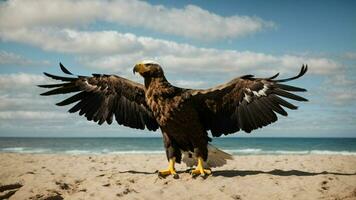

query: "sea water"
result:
(0, 137), (355, 155)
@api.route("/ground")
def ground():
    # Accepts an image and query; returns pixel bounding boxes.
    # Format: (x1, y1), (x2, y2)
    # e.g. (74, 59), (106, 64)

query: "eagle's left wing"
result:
(189, 65), (308, 137)
(38, 63), (159, 131)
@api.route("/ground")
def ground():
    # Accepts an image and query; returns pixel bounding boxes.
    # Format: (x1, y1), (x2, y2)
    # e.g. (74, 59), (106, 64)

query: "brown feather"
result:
(263, 97), (288, 116)
(273, 88), (308, 102)
(269, 94), (298, 110)
(43, 72), (76, 82)
(40, 85), (80, 96)
(56, 91), (87, 106)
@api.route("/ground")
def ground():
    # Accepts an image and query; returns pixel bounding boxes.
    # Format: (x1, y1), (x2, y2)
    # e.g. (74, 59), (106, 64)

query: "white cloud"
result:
(71, 31), (340, 76)
(0, 50), (50, 66)
(328, 92), (356, 105)
(0, 0), (274, 40)
(0, 0), (339, 77)
(343, 52), (356, 60)
(0, 73), (75, 131)
(0, 111), (68, 120)
(0, 0), (102, 29)
(104, 2), (275, 40)
(0, 73), (57, 112)
(325, 74), (354, 87)
(0, 73), (46, 89)
(0, 96), (47, 110)
(0, 28), (144, 54)
(0, 27), (339, 76)
(173, 80), (207, 88)
(321, 74), (356, 105)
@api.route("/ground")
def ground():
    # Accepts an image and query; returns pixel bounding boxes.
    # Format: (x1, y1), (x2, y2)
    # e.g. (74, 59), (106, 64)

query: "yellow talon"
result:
(158, 157), (178, 178)
(191, 157), (211, 176)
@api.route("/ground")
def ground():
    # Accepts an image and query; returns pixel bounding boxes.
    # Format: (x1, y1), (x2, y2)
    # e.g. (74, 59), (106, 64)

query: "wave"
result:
(310, 150), (356, 156)
(272, 150), (309, 154)
(227, 148), (262, 153)
(108, 150), (165, 154)
(227, 149), (309, 155)
(2, 147), (25, 152)
(227, 149), (356, 155)
(0, 147), (165, 155)
(64, 150), (93, 154)
(2, 147), (51, 153)
(63, 150), (165, 155)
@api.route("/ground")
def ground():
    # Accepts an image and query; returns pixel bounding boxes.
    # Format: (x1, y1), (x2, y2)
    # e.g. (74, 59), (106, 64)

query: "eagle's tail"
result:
(182, 144), (233, 168)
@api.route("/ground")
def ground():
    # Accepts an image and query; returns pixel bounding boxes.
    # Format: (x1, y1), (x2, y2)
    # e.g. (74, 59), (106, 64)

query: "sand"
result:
(0, 153), (356, 200)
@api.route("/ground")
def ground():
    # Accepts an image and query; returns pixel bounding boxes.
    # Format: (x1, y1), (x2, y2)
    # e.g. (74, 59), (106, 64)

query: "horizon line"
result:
(0, 136), (355, 139)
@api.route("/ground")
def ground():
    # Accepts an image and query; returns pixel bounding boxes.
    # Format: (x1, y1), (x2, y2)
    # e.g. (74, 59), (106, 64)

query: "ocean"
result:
(0, 137), (356, 155)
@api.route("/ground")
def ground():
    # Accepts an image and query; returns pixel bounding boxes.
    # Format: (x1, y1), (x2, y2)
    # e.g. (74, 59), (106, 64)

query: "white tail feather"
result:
(182, 144), (233, 168)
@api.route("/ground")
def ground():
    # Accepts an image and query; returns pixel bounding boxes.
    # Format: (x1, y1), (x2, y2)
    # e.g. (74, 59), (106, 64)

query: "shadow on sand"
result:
(117, 169), (356, 177)
(212, 169), (356, 177)
(118, 170), (157, 175)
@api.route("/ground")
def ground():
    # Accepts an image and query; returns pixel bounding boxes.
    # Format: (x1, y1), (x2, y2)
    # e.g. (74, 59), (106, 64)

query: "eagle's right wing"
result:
(190, 65), (308, 136)
(39, 63), (159, 131)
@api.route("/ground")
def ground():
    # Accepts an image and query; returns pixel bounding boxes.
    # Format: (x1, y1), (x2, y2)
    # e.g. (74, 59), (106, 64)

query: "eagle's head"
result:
(133, 60), (164, 78)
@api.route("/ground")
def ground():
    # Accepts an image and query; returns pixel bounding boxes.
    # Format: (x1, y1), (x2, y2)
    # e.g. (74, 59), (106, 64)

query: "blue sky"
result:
(0, 0), (355, 137)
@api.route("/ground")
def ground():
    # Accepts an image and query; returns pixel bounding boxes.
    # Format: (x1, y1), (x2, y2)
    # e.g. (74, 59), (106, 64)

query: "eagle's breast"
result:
(145, 81), (185, 126)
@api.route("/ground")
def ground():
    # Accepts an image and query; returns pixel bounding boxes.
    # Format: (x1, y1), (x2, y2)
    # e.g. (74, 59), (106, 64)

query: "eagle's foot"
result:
(158, 168), (178, 179)
(158, 158), (179, 179)
(191, 167), (211, 177)
(191, 157), (211, 177)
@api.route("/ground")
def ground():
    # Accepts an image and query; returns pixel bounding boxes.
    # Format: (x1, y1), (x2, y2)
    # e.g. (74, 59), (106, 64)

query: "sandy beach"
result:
(0, 153), (356, 200)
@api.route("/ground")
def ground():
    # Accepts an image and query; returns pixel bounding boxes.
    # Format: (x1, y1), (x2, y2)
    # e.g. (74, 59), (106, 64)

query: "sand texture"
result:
(0, 153), (356, 200)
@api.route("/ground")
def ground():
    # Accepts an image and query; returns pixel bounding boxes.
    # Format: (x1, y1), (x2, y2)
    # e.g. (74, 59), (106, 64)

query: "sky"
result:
(0, 0), (355, 138)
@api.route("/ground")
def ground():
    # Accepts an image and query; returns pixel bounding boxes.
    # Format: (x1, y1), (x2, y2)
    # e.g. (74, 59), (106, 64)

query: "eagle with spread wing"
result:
(39, 61), (308, 178)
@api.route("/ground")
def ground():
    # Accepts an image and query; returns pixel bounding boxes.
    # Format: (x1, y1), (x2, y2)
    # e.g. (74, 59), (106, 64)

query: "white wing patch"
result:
(256, 84), (269, 97)
(242, 84), (269, 103)
(243, 93), (252, 103)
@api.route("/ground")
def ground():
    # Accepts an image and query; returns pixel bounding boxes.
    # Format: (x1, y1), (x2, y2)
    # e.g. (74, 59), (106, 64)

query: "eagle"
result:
(39, 61), (308, 178)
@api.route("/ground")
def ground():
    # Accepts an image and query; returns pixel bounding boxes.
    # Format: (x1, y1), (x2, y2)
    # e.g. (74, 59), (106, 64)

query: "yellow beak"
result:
(133, 63), (150, 75)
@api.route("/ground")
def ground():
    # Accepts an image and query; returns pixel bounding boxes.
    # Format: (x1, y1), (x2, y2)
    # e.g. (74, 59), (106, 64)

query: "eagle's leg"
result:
(191, 146), (211, 176)
(159, 132), (180, 178)
(158, 157), (178, 178)
(191, 157), (211, 176)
